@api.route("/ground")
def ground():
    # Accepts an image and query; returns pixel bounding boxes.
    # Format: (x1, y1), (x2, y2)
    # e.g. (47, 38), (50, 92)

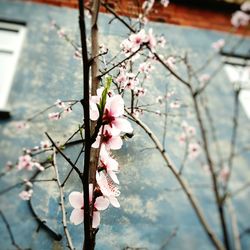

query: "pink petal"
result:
(90, 101), (99, 121)
(92, 135), (101, 148)
(70, 208), (83, 225)
(92, 211), (100, 228)
(109, 136), (123, 150)
(95, 196), (110, 210)
(69, 191), (83, 209)
(108, 95), (124, 117)
(109, 196), (120, 208)
(107, 157), (119, 171)
(108, 171), (119, 184)
(113, 118), (133, 134)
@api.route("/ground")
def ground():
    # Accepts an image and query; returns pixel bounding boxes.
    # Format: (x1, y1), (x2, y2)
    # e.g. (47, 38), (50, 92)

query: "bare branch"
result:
(52, 148), (75, 250)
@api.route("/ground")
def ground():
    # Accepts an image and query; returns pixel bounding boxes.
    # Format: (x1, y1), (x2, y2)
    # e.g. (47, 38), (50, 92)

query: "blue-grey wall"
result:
(0, 1), (250, 249)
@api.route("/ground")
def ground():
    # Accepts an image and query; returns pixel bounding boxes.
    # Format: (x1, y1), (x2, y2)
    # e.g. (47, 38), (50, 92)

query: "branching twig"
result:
(52, 148), (75, 249)
(126, 109), (225, 250)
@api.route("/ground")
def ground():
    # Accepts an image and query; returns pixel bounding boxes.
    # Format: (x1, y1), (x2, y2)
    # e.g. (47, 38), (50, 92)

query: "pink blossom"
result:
(17, 155), (44, 171)
(96, 171), (120, 208)
(115, 72), (127, 87)
(188, 143), (201, 159)
(211, 39), (225, 51)
(19, 190), (33, 200)
(134, 87), (147, 97)
(99, 147), (119, 184)
(231, 11), (250, 27)
(40, 140), (50, 149)
(64, 107), (73, 113)
(90, 87), (106, 121)
(129, 29), (147, 52)
(165, 56), (176, 70)
(48, 112), (60, 120)
(69, 191), (109, 227)
(132, 108), (143, 118)
(17, 155), (33, 171)
(99, 44), (108, 54)
(139, 62), (154, 74)
(120, 39), (133, 56)
(124, 73), (138, 90)
(102, 95), (133, 135)
(92, 128), (123, 150)
(55, 99), (65, 108)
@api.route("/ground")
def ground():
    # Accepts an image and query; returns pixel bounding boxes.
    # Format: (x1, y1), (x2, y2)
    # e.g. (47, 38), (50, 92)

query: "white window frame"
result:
(0, 20), (26, 116)
(224, 63), (250, 119)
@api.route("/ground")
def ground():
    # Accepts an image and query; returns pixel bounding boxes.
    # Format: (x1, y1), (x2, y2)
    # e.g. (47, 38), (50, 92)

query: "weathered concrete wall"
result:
(0, 1), (249, 249)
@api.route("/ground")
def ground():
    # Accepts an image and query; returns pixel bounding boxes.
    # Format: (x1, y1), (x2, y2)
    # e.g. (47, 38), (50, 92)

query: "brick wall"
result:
(27, 0), (249, 35)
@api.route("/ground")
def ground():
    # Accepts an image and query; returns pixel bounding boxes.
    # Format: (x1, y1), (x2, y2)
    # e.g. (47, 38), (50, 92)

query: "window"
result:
(222, 52), (250, 119)
(0, 20), (26, 118)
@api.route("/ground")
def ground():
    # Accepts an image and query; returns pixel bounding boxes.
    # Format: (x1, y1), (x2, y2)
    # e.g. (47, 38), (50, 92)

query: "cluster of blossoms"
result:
(16, 141), (50, 200)
(231, 2), (250, 28)
(120, 28), (166, 60)
(120, 29), (157, 57)
(48, 99), (73, 121)
(69, 80), (133, 228)
(178, 121), (201, 160)
(17, 154), (44, 172)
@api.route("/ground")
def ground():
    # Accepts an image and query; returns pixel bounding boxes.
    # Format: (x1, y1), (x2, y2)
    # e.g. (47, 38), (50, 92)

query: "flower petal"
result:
(109, 196), (120, 208)
(108, 95), (124, 117)
(69, 191), (83, 209)
(113, 118), (133, 134)
(92, 135), (101, 148)
(92, 211), (100, 228)
(95, 196), (110, 211)
(70, 208), (83, 225)
(109, 136), (123, 150)
(108, 171), (120, 184)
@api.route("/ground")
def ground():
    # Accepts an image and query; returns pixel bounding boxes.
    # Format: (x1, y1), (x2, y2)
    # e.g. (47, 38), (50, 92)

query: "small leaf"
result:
(99, 76), (112, 115)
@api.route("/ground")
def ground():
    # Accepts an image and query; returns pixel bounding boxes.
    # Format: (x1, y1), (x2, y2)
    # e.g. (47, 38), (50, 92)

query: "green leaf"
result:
(99, 76), (112, 114)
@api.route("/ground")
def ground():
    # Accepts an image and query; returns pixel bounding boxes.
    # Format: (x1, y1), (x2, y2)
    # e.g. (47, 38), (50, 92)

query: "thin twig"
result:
(226, 198), (241, 250)
(0, 210), (23, 250)
(45, 132), (82, 178)
(52, 148), (75, 249)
